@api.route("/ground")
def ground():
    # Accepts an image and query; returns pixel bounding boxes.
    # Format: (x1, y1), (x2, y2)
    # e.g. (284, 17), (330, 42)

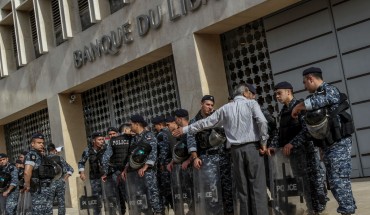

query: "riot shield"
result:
(102, 177), (122, 215)
(171, 164), (194, 215)
(16, 192), (32, 215)
(125, 171), (152, 215)
(193, 156), (224, 215)
(77, 179), (102, 215)
(269, 148), (313, 215)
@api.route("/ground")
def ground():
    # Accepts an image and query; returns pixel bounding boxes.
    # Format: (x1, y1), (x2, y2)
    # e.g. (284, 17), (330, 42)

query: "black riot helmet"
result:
(304, 108), (329, 140)
(172, 142), (189, 164)
(0, 172), (11, 192)
(208, 127), (227, 147)
(129, 143), (152, 169)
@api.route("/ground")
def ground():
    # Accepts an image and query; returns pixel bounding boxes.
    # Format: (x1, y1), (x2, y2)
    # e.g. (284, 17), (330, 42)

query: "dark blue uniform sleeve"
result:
(157, 131), (170, 166)
(304, 83), (341, 111)
(10, 165), (19, 187)
(60, 156), (74, 175)
(145, 132), (158, 166)
(78, 147), (90, 173)
(102, 142), (113, 174)
(187, 118), (198, 153)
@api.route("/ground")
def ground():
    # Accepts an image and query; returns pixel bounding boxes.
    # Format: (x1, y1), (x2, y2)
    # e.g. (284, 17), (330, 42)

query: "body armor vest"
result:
(33, 155), (61, 180)
(110, 134), (131, 167)
(157, 129), (177, 163)
(88, 146), (106, 179)
(0, 164), (13, 192)
(194, 111), (214, 151)
(278, 100), (302, 147)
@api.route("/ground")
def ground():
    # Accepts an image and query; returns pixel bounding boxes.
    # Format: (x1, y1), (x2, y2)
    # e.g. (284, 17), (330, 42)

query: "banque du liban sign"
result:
(73, 0), (221, 68)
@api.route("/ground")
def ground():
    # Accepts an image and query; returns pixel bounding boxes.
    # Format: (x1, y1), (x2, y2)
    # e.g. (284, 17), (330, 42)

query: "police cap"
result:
(31, 133), (45, 140)
(91, 131), (104, 139)
(174, 109), (189, 118)
(201, 95), (215, 103)
(107, 127), (118, 133)
(130, 114), (148, 127)
(0, 153), (8, 159)
(21, 150), (28, 156)
(246, 83), (257, 95)
(165, 116), (176, 123)
(302, 67), (322, 76)
(151, 116), (165, 125)
(274, 81), (293, 90)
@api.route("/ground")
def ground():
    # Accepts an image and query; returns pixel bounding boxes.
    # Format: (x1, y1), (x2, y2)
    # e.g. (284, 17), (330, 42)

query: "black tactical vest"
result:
(194, 111), (214, 151)
(278, 100), (302, 147)
(88, 146), (106, 179)
(110, 134), (131, 167)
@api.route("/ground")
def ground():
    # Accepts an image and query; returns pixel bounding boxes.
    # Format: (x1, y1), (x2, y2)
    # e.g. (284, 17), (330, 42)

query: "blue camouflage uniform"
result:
(50, 155), (74, 215)
(129, 130), (164, 214)
(101, 134), (131, 214)
(78, 146), (106, 215)
(270, 98), (327, 213)
(0, 162), (19, 215)
(188, 110), (234, 214)
(157, 127), (175, 209)
(24, 149), (54, 214)
(302, 82), (356, 214)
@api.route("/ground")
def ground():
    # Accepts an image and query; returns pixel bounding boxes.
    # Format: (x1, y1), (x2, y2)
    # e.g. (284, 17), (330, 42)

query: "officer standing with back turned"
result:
(292, 67), (356, 215)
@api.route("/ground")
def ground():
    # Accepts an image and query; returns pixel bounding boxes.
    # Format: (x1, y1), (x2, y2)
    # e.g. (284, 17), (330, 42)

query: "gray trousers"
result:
(231, 143), (268, 215)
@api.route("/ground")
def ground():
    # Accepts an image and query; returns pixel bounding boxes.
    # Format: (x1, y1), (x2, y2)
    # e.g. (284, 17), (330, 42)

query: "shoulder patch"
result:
(30, 154), (37, 161)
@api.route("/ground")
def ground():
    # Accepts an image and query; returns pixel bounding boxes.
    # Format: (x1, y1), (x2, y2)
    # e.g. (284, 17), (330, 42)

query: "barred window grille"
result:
(109, 0), (125, 14)
(221, 19), (279, 118)
(78, 0), (94, 31)
(4, 108), (52, 162)
(51, 0), (64, 46)
(29, 10), (41, 58)
(82, 56), (180, 137)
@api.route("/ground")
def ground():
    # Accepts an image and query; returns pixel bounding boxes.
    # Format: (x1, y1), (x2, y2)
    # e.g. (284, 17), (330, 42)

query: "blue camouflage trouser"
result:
(144, 168), (164, 214)
(111, 171), (127, 214)
(158, 167), (173, 209)
(31, 186), (54, 214)
(6, 189), (19, 215)
(306, 145), (327, 212)
(50, 179), (66, 215)
(219, 152), (234, 214)
(91, 178), (103, 215)
(323, 137), (356, 214)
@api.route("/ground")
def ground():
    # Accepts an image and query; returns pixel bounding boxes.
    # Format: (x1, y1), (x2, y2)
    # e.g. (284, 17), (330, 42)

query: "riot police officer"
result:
(47, 143), (74, 215)
(101, 125), (132, 214)
(267, 81), (327, 215)
(152, 116), (175, 211)
(187, 95), (234, 215)
(292, 67), (356, 215)
(0, 153), (19, 215)
(78, 132), (106, 215)
(23, 133), (61, 214)
(122, 114), (165, 215)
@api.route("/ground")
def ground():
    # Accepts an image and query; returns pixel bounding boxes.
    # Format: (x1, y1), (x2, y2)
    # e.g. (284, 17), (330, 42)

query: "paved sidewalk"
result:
(60, 177), (369, 215)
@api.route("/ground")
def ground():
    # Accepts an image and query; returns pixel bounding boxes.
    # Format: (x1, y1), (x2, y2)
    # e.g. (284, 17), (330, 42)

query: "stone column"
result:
(0, 125), (6, 153)
(47, 94), (88, 209)
(172, 33), (229, 116)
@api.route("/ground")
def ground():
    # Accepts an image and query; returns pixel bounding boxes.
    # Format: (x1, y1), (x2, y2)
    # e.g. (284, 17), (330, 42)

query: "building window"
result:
(221, 19), (279, 118)
(82, 56), (180, 136)
(4, 108), (52, 161)
(78, 0), (94, 31)
(109, 0), (125, 14)
(10, 26), (20, 70)
(29, 10), (41, 58)
(51, 0), (65, 46)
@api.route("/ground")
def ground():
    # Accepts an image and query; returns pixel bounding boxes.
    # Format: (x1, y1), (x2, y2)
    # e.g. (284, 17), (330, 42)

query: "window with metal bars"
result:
(109, 0), (125, 14)
(29, 10), (41, 58)
(78, 0), (94, 31)
(51, 0), (65, 46)
(10, 26), (20, 70)
(4, 108), (52, 162)
(82, 56), (180, 137)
